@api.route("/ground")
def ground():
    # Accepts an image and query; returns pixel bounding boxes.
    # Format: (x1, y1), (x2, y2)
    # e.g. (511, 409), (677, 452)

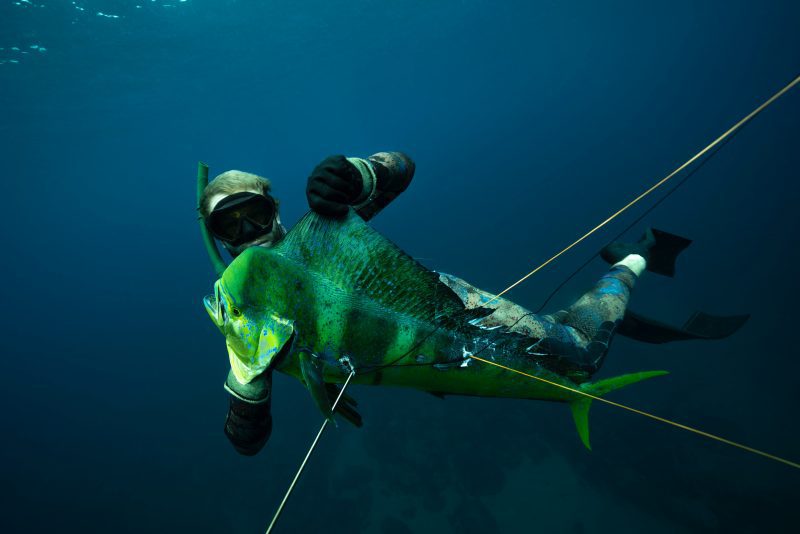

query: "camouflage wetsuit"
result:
(439, 267), (637, 383)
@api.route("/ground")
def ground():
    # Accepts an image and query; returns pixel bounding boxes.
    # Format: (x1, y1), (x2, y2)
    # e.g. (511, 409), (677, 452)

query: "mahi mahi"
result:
(204, 209), (666, 448)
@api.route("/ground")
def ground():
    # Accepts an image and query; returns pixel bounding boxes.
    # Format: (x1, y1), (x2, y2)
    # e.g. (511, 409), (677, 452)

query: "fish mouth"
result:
(203, 281), (225, 331)
(204, 294), (223, 331)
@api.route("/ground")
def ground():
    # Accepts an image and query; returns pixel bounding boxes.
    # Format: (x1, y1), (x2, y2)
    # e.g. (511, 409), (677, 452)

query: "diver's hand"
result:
(306, 155), (362, 217)
(224, 369), (273, 456)
(224, 396), (273, 456)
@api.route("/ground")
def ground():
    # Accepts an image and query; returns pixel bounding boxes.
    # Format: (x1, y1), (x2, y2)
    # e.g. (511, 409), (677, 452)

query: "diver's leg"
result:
(553, 257), (643, 374)
(563, 262), (640, 333)
(437, 272), (548, 339)
(438, 268), (636, 381)
(551, 227), (693, 374)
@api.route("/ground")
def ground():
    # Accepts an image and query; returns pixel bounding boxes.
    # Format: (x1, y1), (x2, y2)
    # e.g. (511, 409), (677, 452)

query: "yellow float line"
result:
(488, 73), (800, 304)
(478, 73), (800, 468)
(469, 354), (800, 469)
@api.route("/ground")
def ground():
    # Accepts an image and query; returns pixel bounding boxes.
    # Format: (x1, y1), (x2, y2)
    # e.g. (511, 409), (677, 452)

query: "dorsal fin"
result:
(274, 210), (464, 321)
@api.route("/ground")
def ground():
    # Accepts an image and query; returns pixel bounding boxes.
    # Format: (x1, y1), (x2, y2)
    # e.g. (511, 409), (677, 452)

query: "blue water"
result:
(2, 1), (799, 532)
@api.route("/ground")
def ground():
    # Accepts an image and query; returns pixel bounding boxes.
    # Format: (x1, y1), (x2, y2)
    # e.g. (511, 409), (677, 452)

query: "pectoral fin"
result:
(325, 383), (363, 427)
(299, 352), (333, 420)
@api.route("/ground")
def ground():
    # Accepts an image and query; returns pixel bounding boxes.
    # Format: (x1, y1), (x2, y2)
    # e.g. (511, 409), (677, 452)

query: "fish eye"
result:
(231, 306), (242, 317)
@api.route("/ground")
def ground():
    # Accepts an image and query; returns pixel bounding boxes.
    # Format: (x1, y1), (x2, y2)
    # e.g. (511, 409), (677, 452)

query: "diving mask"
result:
(206, 192), (276, 246)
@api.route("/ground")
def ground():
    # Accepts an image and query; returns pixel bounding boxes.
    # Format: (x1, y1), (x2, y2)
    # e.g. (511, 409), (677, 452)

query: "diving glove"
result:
(224, 369), (273, 456)
(306, 155), (362, 217)
(224, 396), (272, 456)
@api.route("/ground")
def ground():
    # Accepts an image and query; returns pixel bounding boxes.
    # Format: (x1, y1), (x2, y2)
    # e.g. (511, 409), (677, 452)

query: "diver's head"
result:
(199, 170), (287, 257)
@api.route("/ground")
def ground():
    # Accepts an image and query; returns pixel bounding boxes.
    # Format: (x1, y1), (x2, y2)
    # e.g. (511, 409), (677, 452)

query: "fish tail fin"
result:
(569, 397), (594, 450)
(569, 370), (669, 450)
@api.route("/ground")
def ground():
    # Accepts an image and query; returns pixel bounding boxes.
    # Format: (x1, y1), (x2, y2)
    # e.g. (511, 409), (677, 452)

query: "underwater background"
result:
(2, 1), (799, 532)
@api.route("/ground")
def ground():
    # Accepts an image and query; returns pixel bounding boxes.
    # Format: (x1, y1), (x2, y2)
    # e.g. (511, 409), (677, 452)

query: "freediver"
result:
(199, 153), (748, 456)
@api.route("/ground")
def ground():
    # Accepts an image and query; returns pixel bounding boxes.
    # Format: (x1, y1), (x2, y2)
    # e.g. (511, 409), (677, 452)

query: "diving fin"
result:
(601, 228), (692, 277)
(683, 311), (750, 339)
(618, 310), (749, 344)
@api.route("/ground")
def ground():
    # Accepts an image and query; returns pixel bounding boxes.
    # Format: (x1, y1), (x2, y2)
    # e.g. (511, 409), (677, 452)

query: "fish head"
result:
(205, 278), (295, 385)
(206, 246), (302, 384)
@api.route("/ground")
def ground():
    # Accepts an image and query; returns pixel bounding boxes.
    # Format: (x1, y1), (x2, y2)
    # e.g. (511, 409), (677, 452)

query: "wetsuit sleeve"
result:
(223, 370), (272, 456)
(346, 152), (415, 221)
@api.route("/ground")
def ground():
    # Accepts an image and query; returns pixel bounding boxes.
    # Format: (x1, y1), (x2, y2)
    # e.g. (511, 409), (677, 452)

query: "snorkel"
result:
(197, 161), (229, 276)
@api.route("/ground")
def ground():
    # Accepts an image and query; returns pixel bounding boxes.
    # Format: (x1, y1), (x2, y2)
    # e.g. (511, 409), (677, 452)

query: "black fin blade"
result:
(648, 228), (692, 277)
(618, 310), (749, 344)
(618, 311), (694, 343)
(682, 311), (750, 339)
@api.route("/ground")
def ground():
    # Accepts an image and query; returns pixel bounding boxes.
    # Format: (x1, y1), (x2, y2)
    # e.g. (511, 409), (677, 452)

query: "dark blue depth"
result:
(1, 1), (799, 532)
